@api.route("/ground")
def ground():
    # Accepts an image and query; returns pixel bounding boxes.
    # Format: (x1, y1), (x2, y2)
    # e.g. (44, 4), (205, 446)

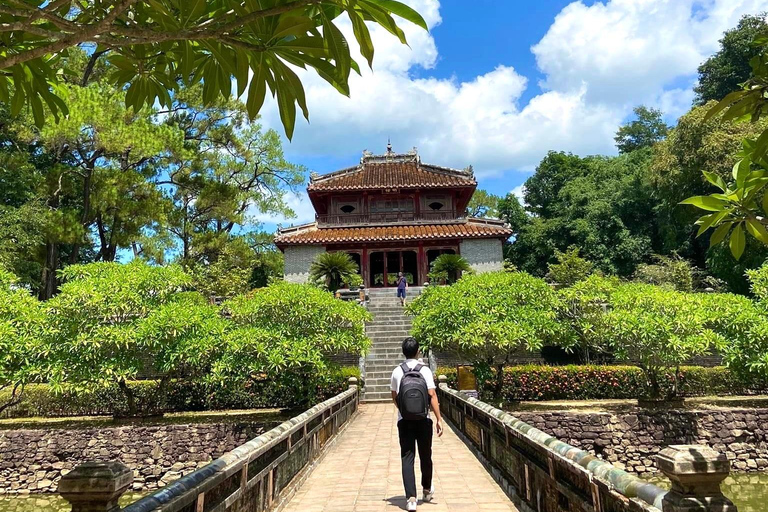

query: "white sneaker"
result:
(406, 497), (418, 511)
(423, 488), (434, 503)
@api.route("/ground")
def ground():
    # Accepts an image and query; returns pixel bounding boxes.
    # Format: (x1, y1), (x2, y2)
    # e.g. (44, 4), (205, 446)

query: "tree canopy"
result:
(0, 53), (299, 298)
(614, 106), (669, 154)
(694, 13), (767, 105)
(509, 149), (658, 277)
(0, 0), (427, 138)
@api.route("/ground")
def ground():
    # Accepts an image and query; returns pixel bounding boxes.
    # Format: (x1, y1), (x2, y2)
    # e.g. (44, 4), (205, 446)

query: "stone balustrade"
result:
(59, 379), (359, 512)
(436, 375), (737, 512)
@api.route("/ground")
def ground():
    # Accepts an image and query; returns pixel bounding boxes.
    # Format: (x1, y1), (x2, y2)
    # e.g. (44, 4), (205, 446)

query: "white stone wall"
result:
(283, 245), (326, 283)
(460, 239), (504, 273)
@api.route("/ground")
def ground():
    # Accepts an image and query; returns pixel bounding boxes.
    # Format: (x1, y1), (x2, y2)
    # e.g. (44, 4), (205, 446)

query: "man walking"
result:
(396, 271), (408, 306)
(391, 337), (443, 511)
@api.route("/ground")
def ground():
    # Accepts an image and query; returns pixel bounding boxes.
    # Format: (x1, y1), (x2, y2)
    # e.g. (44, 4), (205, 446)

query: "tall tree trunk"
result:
(70, 167), (94, 265)
(39, 242), (59, 300)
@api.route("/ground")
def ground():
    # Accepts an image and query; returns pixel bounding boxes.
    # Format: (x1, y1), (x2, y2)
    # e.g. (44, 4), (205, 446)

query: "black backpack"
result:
(397, 362), (429, 420)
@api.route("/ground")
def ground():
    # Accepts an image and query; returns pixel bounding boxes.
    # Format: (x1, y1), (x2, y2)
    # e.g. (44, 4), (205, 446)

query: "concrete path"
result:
(282, 403), (518, 512)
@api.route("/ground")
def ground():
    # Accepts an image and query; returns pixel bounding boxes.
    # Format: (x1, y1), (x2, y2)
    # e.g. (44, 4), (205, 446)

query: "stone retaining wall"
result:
(0, 420), (275, 494)
(515, 407), (768, 474)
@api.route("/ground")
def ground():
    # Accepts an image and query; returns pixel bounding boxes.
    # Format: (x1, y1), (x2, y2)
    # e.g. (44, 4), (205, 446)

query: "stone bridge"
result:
(59, 378), (737, 512)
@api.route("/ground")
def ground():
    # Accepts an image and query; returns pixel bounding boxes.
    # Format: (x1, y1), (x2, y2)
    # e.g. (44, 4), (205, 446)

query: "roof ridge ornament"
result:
(309, 171), (320, 182)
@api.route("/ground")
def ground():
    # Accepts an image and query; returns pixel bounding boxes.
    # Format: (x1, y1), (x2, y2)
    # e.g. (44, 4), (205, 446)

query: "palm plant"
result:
(429, 254), (472, 284)
(309, 252), (361, 293)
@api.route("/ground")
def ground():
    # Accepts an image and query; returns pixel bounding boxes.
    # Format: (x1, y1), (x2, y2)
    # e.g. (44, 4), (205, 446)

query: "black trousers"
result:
(397, 418), (433, 499)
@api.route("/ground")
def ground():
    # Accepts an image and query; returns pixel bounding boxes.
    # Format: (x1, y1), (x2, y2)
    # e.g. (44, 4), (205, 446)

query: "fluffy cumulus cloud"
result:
(255, 0), (768, 208)
(533, 0), (768, 108)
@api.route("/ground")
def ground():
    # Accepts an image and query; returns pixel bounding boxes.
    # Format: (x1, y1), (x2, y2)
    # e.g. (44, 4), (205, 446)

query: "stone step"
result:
(367, 320), (412, 327)
(365, 371), (397, 379)
(366, 351), (409, 359)
(366, 329), (411, 336)
(362, 391), (395, 401)
(365, 361), (430, 374)
(366, 323), (411, 330)
(366, 382), (392, 390)
(367, 337), (410, 344)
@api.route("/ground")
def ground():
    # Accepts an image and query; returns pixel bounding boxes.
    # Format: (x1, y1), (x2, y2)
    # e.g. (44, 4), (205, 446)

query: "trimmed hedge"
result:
(437, 365), (768, 402)
(0, 366), (361, 419)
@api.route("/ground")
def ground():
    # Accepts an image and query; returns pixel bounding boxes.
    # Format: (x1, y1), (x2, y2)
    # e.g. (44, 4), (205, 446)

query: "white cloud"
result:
(532, 0), (768, 106)
(255, 0), (768, 180)
(510, 185), (526, 204)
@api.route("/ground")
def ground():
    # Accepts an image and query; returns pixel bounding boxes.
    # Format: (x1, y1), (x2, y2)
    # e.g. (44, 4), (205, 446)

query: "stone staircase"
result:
(362, 287), (426, 402)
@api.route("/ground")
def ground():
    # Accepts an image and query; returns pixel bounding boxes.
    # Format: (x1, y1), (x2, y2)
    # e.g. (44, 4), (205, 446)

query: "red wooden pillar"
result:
(362, 248), (369, 288)
(418, 243), (427, 286)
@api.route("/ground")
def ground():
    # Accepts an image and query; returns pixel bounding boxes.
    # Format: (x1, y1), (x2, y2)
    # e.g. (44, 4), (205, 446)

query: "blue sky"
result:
(253, 0), (768, 234)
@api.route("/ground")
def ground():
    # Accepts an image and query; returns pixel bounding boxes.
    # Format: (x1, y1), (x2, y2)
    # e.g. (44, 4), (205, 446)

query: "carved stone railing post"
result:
(656, 445), (737, 512)
(437, 374), (447, 387)
(59, 461), (132, 512)
(348, 376), (358, 388)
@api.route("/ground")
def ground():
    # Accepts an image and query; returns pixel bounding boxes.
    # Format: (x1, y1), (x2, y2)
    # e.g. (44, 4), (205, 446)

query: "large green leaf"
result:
(349, 10), (374, 68)
(710, 222), (732, 248)
(730, 223), (746, 260)
(746, 218), (768, 244)
(376, 0), (429, 30)
(679, 196), (727, 212)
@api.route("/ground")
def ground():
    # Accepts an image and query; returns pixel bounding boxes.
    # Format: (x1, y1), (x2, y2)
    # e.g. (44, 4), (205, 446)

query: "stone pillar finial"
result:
(59, 461), (133, 512)
(348, 377), (358, 388)
(655, 445), (737, 512)
(437, 375), (447, 386)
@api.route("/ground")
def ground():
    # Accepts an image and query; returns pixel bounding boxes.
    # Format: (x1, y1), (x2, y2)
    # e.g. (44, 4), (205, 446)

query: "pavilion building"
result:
(275, 145), (512, 287)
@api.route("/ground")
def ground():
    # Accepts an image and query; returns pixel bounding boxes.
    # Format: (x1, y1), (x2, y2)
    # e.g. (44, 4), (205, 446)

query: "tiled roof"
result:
(275, 219), (512, 246)
(307, 150), (476, 192)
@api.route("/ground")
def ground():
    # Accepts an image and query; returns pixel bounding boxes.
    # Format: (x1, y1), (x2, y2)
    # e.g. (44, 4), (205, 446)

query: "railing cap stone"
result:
(59, 461), (133, 509)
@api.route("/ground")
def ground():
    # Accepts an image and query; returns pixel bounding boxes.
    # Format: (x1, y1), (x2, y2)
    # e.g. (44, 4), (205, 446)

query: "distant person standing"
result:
(397, 271), (408, 306)
(391, 337), (443, 511)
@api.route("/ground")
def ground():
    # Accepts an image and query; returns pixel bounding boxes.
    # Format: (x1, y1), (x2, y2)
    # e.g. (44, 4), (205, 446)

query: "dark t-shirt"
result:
(397, 276), (407, 290)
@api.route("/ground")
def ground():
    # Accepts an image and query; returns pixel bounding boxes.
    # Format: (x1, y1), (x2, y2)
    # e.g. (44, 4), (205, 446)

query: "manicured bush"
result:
(0, 268), (48, 414)
(408, 271), (568, 399)
(216, 282), (370, 406)
(436, 365), (766, 402)
(0, 367), (361, 419)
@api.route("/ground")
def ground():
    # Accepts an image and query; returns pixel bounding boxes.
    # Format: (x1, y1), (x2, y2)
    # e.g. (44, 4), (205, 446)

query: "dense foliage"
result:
(694, 14), (768, 105)
(509, 149), (658, 277)
(410, 270), (768, 400)
(407, 272), (566, 398)
(614, 106), (669, 154)
(681, 21), (768, 262)
(0, 367), (361, 419)
(0, 60), (294, 298)
(438, 365), (767, 403)
(45, 261), (227, 415)
(3, 262), (370, 416)
(217, 281), (370, 405)
(0, 269), (48, 414)
(545, 247), (594, 287)
(428, 254), (472, 284)
(0, 0), (427, 139)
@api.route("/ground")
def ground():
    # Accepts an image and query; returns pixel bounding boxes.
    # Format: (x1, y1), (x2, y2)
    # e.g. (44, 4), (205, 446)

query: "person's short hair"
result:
(402, 337), (419, 359)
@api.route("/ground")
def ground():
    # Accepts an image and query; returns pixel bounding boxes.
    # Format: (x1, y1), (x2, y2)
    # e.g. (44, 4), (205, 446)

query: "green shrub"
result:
(408, 271), (568, 399)
(546, 246), (594, 287)
(436, 365), (766, 402)
(0, 367), (361, 419)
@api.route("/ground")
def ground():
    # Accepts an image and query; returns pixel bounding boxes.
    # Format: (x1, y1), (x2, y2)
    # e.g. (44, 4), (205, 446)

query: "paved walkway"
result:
(282, 403), (518, 512)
